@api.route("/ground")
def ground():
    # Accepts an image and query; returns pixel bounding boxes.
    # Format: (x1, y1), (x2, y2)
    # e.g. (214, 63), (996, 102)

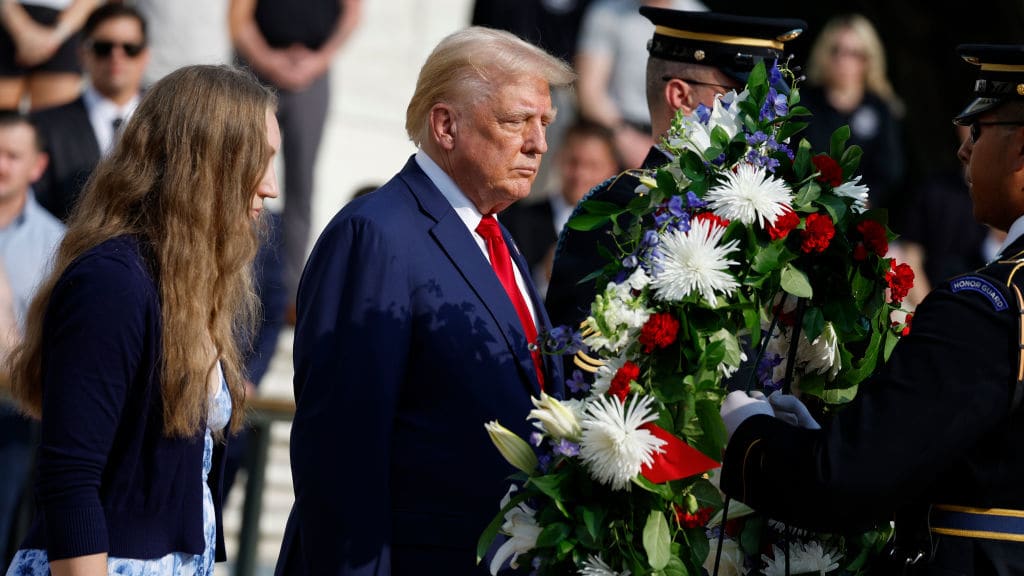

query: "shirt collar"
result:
(414, 149), (485, 231)
(999, 214), (1024, 258)
(83, 86), (141, 153)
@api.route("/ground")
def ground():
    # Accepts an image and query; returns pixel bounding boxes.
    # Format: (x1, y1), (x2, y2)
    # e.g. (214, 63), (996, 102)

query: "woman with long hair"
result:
(5, 64), (278, 575)
(801, 13), (905, 216)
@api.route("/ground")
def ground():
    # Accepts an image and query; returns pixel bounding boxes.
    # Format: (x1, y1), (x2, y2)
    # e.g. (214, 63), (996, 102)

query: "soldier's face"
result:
(958, 114), (1024, 232)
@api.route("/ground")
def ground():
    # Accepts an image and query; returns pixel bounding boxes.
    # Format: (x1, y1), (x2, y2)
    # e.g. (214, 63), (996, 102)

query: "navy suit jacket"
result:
(275, 156), (563, 575)
(30, 96), (102, 222)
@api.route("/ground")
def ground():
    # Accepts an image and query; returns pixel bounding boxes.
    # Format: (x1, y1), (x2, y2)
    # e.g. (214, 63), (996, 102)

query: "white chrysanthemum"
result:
(650, 219), (740, 306)
(761, 541), (842, 575)
(833, 174), (870, 213)
(703, 538), (750, 576)
(718, 350), (748, 378)
(766, 322), (842, 385)
(489, 489), (543, 575)
(579, 554), (632, 576)
(706, 163), (793, 227)
(579, 395), (666, 490)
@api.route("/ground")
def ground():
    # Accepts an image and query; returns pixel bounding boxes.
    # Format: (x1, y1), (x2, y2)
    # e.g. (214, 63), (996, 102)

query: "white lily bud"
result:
(485, 421), (538, 474)
(528, 392), (582, 441)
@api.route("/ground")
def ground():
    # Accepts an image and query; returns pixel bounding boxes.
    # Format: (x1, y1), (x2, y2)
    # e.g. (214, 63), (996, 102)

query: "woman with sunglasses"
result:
(4, 64), (279, 576)
(0, 0), (99, 111)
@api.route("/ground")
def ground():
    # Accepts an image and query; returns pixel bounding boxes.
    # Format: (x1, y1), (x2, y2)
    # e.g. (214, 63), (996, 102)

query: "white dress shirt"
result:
(83, 86), (141, 155)
(414, 149), (540, 327)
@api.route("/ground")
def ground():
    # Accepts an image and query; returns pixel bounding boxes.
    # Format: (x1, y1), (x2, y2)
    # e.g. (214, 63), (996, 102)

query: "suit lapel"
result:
(73, 98), (102, 162)
(399, 158), (542, 396)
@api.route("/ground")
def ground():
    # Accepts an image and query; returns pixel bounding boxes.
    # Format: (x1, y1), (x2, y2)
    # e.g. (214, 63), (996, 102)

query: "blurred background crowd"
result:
(0, 0), (1022, 574)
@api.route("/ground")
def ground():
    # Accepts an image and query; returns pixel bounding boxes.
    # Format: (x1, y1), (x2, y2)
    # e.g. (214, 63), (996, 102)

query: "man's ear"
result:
(428, 103), (458, 151)
(29, 152), (48, 184)
(665, 78), (696, 115)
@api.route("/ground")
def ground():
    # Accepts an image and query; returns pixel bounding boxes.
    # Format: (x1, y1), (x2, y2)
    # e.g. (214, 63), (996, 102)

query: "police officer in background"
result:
(544, 7), (806, 331)
(720, 44), (1024, 575)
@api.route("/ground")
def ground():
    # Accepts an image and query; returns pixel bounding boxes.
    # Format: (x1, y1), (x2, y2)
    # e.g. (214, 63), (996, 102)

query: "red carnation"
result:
(609, 361), (640, 401)
(639, 312), (680, 353)
(853, 243), (868, 261)
(857, 220), (889, 257)
(800, 213), (835, 253)
(766, 208), (800, 241)
(694, 212), (730, 232)
(886, 261), (915, 304)
(674, 504), (714, 529)
(811, 155), (843, 187)
(901, 313), (913, 337)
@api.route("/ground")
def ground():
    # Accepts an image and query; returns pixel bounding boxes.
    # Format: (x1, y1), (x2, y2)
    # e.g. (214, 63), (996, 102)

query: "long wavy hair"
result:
(806, 14), (903, 116)
(10, 65), (276, 437)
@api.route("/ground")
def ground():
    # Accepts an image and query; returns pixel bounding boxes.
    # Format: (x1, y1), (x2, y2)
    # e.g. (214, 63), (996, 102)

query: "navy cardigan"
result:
(20, 236), (228, 561)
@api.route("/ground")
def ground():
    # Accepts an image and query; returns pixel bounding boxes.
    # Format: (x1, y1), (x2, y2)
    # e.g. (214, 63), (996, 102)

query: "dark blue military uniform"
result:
(722, 44), (1024, 575)
(544, 7), (806, 331)
(546, 147), (668, 330)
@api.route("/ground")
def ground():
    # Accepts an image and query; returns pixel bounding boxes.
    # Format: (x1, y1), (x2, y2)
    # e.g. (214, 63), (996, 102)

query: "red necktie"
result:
(476, 216), (545, 391)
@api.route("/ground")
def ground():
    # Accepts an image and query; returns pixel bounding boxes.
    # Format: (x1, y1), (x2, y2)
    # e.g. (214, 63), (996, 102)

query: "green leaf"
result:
(788, 104), (813, 117)
(663, 555), (689, 576)
(580, 506), (606, 542)
(802, 306), (825, 343)
(529, 472), (570, 517)
(634, 475), (678, 500)
(657, 169), (679, 194)
(751, 240), (787, 274)
(776, 120), (808, 143)
(883, 325), (900, 361)
(567, 212), (610, 231)
(476, 489), (531, 562)
(841, 144), (864, 177)
(829, 125), (851, 158)
(627, 192), (653, 215)
(643, 510), (671, 570)
(695, 399), (727, 459)
(816, 193), (848, 222)
(794, 180), (821, 207)
(823, 383), (859, 404)
(686, 527), (710, 573)
(582, 199), (628, 216)
(793, 139), (813, 178)
(780, 264), (813, 298)
(535, 522), (572, 548)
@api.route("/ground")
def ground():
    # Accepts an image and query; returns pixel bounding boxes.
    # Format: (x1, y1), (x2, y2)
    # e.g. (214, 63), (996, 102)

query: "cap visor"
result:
(954, 97), (1002, 125)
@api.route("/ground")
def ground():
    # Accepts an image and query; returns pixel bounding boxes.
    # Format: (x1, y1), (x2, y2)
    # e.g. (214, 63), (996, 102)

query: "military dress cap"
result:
(954, 44), (1024, 125)
(640, 7), (806, 82)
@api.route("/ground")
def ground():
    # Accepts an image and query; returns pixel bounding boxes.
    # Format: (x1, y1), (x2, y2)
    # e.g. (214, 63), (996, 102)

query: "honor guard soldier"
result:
(545, 7), (805, 331)
(720, 44), (1024, 575)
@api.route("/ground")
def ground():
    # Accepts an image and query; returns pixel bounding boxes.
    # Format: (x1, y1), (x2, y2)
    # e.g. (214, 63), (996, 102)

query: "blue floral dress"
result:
(7, 364), (233, 576)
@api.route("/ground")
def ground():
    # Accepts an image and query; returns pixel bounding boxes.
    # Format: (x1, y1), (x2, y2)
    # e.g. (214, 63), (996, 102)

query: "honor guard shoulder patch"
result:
(950, 275), (1009, 311)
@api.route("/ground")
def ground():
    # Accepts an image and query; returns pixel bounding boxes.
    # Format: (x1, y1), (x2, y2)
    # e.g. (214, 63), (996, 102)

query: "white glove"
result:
(768, 390), (821, 430)
(721, 390), (773, 439)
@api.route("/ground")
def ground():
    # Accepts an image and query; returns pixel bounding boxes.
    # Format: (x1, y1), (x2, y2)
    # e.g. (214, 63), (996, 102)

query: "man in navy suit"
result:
(275, 26), (573, 575)
(31, 4), (149, 221)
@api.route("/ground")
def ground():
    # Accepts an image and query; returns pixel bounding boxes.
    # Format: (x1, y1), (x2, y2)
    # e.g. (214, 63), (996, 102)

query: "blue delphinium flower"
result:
(758, 352), (784, 392)
(768, 60), (783, 87)
(530, 431), (544, 447)
(760, 88), (789, 121)
(686, 191), (706, 209)
(695, 102), (711, 124)
(553, 439), (580, 458)
(566, 369), (590, 395)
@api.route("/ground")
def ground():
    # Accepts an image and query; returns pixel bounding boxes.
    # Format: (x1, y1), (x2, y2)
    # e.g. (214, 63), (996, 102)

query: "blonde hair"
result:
(405, 26), (575, 147)
(10, 65), (276, 437)
(806, 14), (902, 115)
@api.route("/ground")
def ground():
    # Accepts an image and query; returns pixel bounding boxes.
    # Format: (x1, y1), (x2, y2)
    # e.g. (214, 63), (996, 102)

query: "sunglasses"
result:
(969, 120), (1024, 143)
(89, 40), (146, 58)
